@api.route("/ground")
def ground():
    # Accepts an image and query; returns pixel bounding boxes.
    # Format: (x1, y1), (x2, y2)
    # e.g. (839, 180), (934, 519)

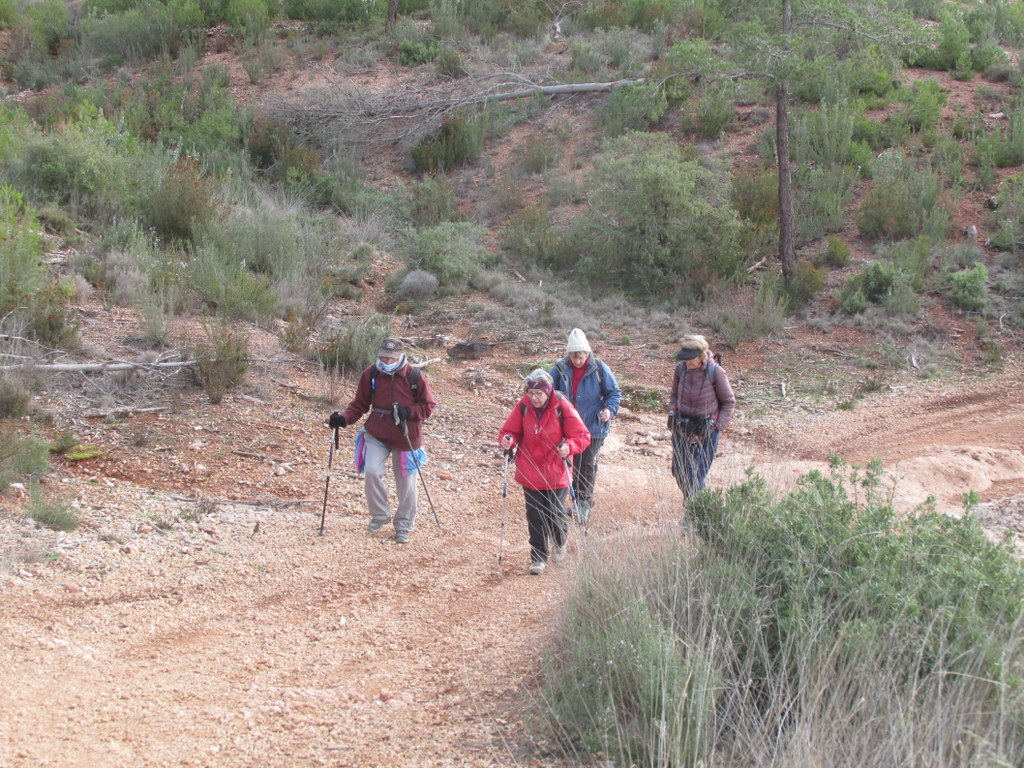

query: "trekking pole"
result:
(499, 447), (513, 563)
(319, 423), (340, 536)
(558, 441), (582, 528)
(394, 402), (441, 528)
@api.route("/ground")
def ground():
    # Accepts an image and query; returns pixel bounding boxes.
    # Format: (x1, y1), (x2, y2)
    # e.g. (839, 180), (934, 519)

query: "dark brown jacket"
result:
(669, 360), (736, 430)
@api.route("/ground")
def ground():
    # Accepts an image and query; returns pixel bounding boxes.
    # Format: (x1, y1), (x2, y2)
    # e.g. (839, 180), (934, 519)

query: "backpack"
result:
(519, 391), (566, 431)
(369, 365), (422, 406)
(553, 359), (607, 405)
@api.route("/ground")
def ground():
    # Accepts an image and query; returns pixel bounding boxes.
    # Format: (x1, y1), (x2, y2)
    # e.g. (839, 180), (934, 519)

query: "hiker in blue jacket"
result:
(549, 328), (622, 525)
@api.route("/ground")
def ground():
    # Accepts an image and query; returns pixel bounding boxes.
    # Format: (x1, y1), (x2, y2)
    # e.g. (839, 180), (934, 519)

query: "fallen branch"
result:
(2, 360), (197, 373)
(82, 406), (165, 418)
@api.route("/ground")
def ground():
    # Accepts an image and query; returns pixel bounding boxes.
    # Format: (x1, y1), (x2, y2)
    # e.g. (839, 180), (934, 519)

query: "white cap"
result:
(566, 328), (591, 354)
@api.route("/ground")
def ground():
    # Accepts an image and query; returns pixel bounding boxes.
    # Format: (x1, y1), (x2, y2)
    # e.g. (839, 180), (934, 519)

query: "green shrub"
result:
(686, 83), (734, 140)
(408, 174), (460, 228)
(520, 136), (561, 175)
(12, 107), (140, 226)
(824, 236), (851, 267)
(0, 425), (49, 491)
(227, 0), (276, 41)
(730, 164), (778, 227)
(0, 372), (34, 419)
(600, 82), (667, 137)
(143, 156), (221, 246)
(709, 278), (789, 347)
(316, 313), (391, 373)
(434, 47), (466, 78)
(543, 462), (1024, 767)
(856, 151), (950, 241)
(410, 116), (484, 173)
(0, 0), (17, 26)
(785, 259), (824, 308)
(193, 321), (248, 404)
(560, 132), (745, 301)
(397, 38), (440, 66)
(78, 2), (181, 70)
(188, 241), (278, 322)
(283, 0), (380, 27)
(948, 263), (987, 312)
(795, 165), (858, 242)
(0, 186), (79, 348)
(402, 222), (488, 292)
(499, 204), (559, 267)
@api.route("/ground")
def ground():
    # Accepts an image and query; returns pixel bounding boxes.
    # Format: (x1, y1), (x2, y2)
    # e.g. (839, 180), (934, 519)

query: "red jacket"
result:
(498, 392), (591, 491)
(342, 362), (436, 451)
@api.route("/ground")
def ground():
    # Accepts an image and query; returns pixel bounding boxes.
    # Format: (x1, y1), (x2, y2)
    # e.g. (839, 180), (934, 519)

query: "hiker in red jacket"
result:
(498, 369), (591, 575)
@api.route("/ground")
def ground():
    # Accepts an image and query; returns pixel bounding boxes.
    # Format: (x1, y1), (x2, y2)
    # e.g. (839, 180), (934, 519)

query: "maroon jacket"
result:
(670, 360), (736, 430)
(341, 362), (436, 450)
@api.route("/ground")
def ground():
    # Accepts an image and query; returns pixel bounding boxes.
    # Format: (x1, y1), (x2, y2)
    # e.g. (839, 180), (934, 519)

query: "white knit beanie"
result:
(566, 328), (591, 354)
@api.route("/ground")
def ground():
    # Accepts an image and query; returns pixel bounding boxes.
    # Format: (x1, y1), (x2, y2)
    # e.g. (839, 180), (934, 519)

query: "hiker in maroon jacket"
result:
(498, 369), (591, 575)
(328, 337), (436, 544)
(668, 334), (736, 506)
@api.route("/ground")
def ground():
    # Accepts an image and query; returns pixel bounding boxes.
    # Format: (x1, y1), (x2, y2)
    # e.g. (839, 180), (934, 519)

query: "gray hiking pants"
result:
(362, 437), (419, 534)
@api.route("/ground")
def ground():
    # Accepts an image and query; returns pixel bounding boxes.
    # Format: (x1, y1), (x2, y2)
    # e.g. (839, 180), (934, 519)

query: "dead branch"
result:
(81, 406), (165, 418)
(1, 360), (198, 373)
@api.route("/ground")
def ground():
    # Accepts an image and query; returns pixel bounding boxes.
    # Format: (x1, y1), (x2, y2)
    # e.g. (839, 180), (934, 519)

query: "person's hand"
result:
(328, 412), (346, 429)
(666, 410), (676, 431)
(557, 442), (570, 459)
(500, 434), (514, 450)
(395, 405), (412, 422)
(599, 408), (611, 423)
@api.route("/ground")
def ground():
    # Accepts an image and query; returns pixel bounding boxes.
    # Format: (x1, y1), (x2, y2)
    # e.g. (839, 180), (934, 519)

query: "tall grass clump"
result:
(542, 461), (1024, 767)
(193, 321), (249, 404)
(0, 186), (79, 348)
(0, 425), (49, 491)
(857, 150), (951, 242)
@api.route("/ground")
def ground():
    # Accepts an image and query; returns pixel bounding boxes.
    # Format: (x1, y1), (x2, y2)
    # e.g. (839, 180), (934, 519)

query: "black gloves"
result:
(328, 412), (346, 429)
(667, 410), (676, 431)
(395, 405), (412, 422)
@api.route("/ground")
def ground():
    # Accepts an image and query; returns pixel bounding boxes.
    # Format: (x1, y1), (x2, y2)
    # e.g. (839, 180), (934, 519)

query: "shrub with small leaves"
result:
(395, 269), (439, 302)
(0, 372), (34, 419)
(0, 425), (49, 492)
(410, 116), (484, 173)
(948, 263), (987, 312)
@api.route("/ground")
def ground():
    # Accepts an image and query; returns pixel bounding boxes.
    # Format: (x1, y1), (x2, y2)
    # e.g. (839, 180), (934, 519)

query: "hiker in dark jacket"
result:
(668, 334), (735, 504)
(549, 328), (621, 524)
(499, 369), (591, 575)
(327, 337), (436, 544)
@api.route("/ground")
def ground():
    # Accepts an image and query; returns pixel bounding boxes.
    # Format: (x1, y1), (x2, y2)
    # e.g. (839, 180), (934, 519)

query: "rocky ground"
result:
(1, 303), (1022, 767)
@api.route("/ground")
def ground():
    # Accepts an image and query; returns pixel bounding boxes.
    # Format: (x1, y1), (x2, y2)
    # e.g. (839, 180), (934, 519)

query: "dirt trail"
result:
(2, 356), (1023, 767)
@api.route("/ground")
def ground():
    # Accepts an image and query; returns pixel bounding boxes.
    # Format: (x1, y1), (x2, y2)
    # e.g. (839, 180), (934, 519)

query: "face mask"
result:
(378, 357), (402, 374)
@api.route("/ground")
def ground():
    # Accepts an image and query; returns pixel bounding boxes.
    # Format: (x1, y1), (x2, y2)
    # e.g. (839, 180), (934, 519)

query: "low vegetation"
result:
(544, 460), (1024, 766)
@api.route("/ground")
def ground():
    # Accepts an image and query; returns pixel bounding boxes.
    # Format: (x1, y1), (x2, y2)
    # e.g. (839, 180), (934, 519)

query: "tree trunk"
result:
(386, 0), (399, 31)
(776, 0), (797, 284)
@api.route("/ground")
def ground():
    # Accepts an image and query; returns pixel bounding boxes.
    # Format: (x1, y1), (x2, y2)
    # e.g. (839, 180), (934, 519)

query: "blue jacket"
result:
(549, 357), (622, 440)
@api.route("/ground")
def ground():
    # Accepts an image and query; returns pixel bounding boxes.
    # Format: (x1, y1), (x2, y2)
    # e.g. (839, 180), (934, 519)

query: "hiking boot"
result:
(528, 561), (546, 575)
(552, 543), (567, 563)
(574, 500), (591, 525)
(367, 516), (391, 533)
(394, 530), (410, 544)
